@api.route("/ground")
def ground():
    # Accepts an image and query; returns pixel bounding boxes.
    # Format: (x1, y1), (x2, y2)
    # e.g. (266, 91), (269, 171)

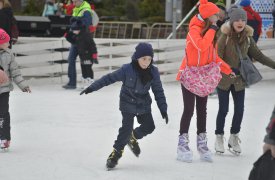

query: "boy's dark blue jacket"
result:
(87, 63), (167, 115)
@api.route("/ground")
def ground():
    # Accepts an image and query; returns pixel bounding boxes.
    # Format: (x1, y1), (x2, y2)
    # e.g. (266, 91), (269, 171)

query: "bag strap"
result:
(235, 43), (244, 60)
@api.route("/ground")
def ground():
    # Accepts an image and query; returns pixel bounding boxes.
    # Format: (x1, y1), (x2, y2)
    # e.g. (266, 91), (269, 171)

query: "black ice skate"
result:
(106, 149), (123, 170)
(127, 132), (140, 157)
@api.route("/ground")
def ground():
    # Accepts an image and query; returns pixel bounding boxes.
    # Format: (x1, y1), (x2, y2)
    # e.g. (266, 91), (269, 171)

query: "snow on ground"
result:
(0, 79), (274, 180)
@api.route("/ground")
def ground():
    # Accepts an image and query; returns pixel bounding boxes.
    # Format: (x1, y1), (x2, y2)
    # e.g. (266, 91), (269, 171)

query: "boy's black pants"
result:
(0, 92), (11, 141)
(80, 64), (94, 79)
(113, 112), (155, 151)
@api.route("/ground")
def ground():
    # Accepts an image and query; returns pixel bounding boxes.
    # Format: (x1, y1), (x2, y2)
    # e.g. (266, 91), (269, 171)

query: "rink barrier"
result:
(12, 37), (275, 84)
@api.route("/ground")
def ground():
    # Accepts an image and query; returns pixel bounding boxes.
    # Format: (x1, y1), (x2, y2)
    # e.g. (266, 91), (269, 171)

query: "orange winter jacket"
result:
(176, 15), (232, 80)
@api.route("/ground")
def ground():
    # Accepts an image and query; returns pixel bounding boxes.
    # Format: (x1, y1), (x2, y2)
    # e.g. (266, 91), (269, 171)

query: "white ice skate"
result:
(228, 133), (241, 155)
(79, 77), (94, 90)
(197, 133), (213, 162)
(215, 134), (225, 154)
(177, 133), (193, 163)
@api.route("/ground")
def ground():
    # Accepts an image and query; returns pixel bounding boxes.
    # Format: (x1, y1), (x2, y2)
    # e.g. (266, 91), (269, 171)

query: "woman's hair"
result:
(230, 23), (248, 43)
(0, 0), (11, 8)
(201, 18), (217, 45)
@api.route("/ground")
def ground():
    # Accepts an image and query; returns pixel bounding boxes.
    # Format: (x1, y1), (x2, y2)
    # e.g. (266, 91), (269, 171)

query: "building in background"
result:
(249, 0), (274, 38)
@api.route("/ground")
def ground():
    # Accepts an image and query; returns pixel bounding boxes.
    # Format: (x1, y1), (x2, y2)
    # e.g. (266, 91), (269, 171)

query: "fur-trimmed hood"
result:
(220, 21), (254, 36)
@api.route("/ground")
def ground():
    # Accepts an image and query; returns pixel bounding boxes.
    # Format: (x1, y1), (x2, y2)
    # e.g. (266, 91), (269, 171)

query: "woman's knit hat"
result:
(132, 42), (154, 61)
(199, 0), (220, 19)
(228, 5), (247, 24)
(0, 28), (10, 45)
(240, 0), (251, 7)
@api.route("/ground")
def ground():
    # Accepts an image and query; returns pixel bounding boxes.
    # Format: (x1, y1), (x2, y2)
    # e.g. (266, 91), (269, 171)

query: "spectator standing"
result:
(65, 19), (97, 89)
(62, 0), (93, 89)
(0, 0), (17, 47)
(42, 0), (58, 17)
(240, 0), (262, 43)
(215, 0), (227, 28)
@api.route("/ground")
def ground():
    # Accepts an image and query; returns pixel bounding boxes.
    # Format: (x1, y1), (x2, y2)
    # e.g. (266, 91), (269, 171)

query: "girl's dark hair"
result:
(201, 18), (217, 45)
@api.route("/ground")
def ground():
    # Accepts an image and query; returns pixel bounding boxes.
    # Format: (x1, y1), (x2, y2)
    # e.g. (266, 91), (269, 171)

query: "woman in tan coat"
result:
(214, 6), (275, 155)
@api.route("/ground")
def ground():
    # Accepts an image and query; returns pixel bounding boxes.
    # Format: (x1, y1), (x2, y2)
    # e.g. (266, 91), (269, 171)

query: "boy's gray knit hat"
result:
(228, 5), (247, 24)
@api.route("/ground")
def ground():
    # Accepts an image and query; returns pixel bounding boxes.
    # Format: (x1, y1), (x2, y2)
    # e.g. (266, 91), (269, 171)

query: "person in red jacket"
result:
(240, 0), (262, 43)
(176, 0), (235, 163)
(62, 0), (75, 15)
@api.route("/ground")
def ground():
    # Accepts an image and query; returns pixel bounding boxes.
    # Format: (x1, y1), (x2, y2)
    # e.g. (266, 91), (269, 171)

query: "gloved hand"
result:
(80, 86), (93, 95)
(231, 67), (240, 75)
(161, 112), (169, 124)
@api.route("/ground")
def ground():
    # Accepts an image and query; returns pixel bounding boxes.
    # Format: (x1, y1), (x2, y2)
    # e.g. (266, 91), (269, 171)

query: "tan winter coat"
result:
(217, 22), (275, 91)
(0, 48), (28, 94)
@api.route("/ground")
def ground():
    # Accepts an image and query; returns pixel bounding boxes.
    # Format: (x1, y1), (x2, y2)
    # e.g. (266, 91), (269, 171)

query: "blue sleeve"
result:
(89, 67), (125, 92)
(81, 11), (92, 27)
(151, 67), (167, 113)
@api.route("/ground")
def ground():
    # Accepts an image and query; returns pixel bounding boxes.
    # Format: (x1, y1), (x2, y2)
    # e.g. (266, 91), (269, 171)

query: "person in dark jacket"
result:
(0, 65), (8, 84)
(65, 19), (97, 89)
(248, 106), (275, 180)
(215, 0), (227, 28)
(62, 0), (93, 89)
(263, 106), (275, 158)
(0, 0), (16, 47)
(80, 42), (168, 169)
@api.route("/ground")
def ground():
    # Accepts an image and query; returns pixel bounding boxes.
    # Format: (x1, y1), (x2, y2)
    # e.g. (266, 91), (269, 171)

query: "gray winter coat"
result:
(0, 48), (28, 94)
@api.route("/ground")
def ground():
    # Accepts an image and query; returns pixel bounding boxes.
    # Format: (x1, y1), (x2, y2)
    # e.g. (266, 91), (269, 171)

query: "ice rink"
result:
(0, 79), (274, 180)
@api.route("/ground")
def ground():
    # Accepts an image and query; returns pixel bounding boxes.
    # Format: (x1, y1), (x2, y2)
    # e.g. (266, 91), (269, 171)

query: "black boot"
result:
(106, 149), (123, 170)
(127, 132), (140, 157)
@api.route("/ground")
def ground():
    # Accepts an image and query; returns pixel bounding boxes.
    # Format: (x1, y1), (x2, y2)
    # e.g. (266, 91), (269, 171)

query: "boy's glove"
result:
(161, 112), (169, 124)
(80, 86), (93, 95)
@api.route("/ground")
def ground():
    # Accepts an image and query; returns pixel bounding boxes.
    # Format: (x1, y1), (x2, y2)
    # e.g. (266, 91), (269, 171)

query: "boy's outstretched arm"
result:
(151, 68), (168, 124)
(80, 66), (125, 95)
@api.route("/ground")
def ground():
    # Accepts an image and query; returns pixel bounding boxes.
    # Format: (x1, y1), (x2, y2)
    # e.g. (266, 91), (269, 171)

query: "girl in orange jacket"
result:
(176, 0), (235, 163)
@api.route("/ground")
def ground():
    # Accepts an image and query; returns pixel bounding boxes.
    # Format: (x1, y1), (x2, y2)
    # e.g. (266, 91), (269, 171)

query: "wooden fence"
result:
(12, 37), (275, 85)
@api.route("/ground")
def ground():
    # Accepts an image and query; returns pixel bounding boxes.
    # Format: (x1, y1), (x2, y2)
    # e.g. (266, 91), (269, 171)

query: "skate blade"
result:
(106, 167), (113, 171)
(200, 155), (213, 162)
(176, 154), (193, 163)
(106, 165), (115, 171)
(215, 150), (225, 155)
(177, 157), (192, 163)
(227, 148), (241, 156)
(127, 145), (140, 158)
(1, 148), (9, 152)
